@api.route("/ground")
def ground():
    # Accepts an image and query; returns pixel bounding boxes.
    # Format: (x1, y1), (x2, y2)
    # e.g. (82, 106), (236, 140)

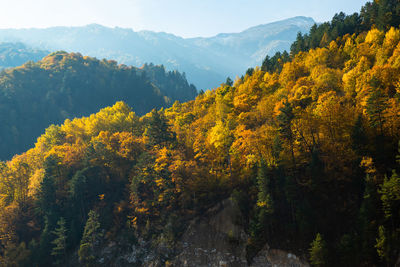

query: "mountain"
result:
(0, 51), (197, 160)
(1, 1), (400, 266)
(0, 42), (48, 69)
(0, 17), (315, 89)
(1, 21), (400, 266)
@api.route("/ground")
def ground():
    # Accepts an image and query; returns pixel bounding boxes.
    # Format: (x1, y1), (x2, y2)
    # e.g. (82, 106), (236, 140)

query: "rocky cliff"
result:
(94, 198), (309, 267)
(169, 199), (308, 267)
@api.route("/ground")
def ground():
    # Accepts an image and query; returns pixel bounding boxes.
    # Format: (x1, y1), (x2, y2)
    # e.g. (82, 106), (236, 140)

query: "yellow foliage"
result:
(365, 28), (385, 45)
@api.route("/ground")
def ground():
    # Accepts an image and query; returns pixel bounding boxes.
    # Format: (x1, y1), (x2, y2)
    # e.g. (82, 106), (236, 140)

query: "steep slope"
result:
(0, 51), (196, 160)
(1, 23), (400, 266)
(2, 1), (400, 266)
(0, 17), (314, 89)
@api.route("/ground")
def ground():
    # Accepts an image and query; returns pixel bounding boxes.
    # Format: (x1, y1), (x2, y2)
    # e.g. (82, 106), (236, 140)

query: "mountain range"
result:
(0, 16), (315, 89)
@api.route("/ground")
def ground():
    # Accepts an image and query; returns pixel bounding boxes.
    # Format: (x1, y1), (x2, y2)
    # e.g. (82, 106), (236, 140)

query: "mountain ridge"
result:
(0, 16), (315, 89)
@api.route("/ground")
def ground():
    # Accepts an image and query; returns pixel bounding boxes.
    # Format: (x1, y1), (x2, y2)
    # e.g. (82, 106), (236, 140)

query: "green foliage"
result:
(277, 101), (294, 141)
(366, 87), (388, 134)
(225, 77), (233, 86)
(291, 0), (400, 55)
(0, 52), (196, 160)
(379, 171), (400, 219)
(375, 225), (388, 261)
(246, 68), (254, 76)
(68, 167), (107, 222)
(51, 217), (67, 265)
(256, 159), (273, 213)
(144, 109), (175, 146)
(309, 233), (327, 266)
(79, 210), (102, 266)
(358, 174), (380, 263)
(139, 63), (197, 103)
(261, 51), (290, 73)
(1, 2), (400, 266)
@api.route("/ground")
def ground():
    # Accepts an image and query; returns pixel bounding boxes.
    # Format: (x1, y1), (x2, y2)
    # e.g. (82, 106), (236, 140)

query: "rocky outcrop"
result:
(170, 199), (309, 267)
(171, 199), (248, 266)
(94, 198), (309, 267)
(251, 247), (308, 267)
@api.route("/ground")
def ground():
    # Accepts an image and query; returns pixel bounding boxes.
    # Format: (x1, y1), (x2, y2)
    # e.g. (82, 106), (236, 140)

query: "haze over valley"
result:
(0, 16), (314, 89)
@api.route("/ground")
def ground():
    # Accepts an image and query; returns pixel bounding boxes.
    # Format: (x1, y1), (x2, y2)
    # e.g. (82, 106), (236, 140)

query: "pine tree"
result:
(309, 233), (327, 266)
(78, 210), (102, 266)
(358, 174), (379, 263)
(277, 101), (295, 166)
(351, 114), (367, 154)
(225, 77), (233, 86)
(256, 159), (274, 214)
(366, 87), (388, 135)
(144, 109), (175, 146)
(375, 225), (388, 262)
(379, 171), (400, 220)
(51, 217), (67, 265)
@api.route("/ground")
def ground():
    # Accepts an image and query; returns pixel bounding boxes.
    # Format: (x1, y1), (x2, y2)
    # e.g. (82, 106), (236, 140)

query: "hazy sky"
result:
(0, 0), (369, 38)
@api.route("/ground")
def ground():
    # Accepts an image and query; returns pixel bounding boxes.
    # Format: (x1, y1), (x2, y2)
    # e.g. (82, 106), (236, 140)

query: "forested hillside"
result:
(1, 0), (400, 266)
(0, 43), (48, 70)
(0, 51), (196, 159)
(137, 63), (197, 103)
(290, 0), (400, 55)
(263, 0), (400, 74)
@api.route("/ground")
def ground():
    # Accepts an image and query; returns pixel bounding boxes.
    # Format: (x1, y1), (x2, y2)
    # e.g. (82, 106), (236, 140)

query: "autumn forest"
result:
(1, 0), (400, 266)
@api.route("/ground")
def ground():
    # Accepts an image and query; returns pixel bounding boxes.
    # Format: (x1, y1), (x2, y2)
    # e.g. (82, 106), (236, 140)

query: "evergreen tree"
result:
(246, 68), (254, 76)
(37, 156), (58, 216)
(291, 32), (307, 55)
(78, 210), (102, 266)
(144, 109), (175, 146)
(277, 101), (295, 165)
(37, 216), (54, 267)
(309, 233), (327, 267)
(256, 159), (274, 214)
(225, 77), (233, 86)
(366, 82), (388, 135)
(51, 217), (67, 266)
(261, 51), (290, 73)
(375, 225), (389, 263)
(358, 174), (380, 263)
(351, 114), (367, 154)
(379, 171), (400, 220)
(377, 170), (400, 265)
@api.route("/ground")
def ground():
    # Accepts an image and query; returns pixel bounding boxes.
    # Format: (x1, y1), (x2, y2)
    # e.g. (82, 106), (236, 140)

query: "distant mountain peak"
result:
(85, 23), (106, 29)
(242, 16), (315, 33)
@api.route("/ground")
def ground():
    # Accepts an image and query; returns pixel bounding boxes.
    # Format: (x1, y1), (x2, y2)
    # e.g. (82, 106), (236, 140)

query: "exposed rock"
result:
(93, 198), (308, 266)
(251, 247), (309, 267)
(171, 199), (248, 266)
(170, 198), (308, 267)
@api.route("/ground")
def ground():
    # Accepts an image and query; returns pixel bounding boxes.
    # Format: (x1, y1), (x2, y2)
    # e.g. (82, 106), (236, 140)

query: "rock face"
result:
(171, 199), (248, 266)
(93, 198), (309, 266)
(251, 248), (308, 267)
(170, 199), (309, 267)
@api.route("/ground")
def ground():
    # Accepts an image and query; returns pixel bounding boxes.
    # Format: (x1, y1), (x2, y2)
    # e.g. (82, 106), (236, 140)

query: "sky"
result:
(0, 0), (370, 38)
